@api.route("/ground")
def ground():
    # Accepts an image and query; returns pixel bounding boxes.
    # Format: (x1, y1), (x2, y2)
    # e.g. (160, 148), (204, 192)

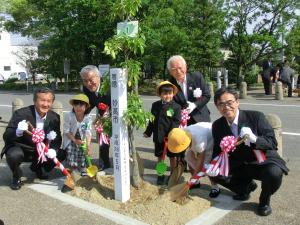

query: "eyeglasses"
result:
(217, 100), (236, 108)
(82, 76), (98, 84)
(170, 67), (184, 72)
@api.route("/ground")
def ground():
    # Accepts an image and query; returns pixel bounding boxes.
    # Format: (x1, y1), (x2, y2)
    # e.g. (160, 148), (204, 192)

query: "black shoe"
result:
(157, 175), (165, 185)
(35, 168), (48, 180)
(233, 181), (257, 201)
(189, 182), (201, 190)
(257, 204), (272, 216)
(209, 188), (221, 198)
(10, 177), (22, 190)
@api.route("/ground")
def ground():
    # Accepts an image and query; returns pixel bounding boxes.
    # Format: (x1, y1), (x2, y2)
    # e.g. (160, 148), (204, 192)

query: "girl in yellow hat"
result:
(63, 94), (92, 176)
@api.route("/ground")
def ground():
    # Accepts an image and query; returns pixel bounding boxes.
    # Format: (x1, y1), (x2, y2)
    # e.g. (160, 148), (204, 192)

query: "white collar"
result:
(227, 109), (239, 126)
(35, 108), (47, 120)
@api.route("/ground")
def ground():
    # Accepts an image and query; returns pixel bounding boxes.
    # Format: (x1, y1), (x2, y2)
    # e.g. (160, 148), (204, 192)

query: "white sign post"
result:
(110, 68), (130, 202)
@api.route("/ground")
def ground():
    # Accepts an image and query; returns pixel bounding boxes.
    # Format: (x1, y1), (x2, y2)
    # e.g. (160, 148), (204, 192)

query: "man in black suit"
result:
(168, 55), (211, 124)
(1, 88), (63, 190)
(211, 87), (288, 216)
(262, 58), (273, 95)
(80, 65), (111, 170)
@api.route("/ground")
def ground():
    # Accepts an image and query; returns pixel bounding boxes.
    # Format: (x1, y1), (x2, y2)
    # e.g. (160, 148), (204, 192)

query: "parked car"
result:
(35, 74), (45, 81)
(9, 72), (28, 81)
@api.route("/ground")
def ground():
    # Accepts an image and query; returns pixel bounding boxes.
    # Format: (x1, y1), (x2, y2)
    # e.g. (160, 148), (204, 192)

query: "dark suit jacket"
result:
(1, 105), (62, 158)
(212, 110), (288, 174)
(144, 100), (181, 143)
(169, 71), (211, 123)
(83, 86), (111, 112)
(262, 60), (273, 79)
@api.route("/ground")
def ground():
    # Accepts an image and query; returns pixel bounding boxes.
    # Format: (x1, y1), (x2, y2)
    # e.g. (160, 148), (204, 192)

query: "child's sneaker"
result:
(80, 168), (88, 177)
(157, 175), (165, 185)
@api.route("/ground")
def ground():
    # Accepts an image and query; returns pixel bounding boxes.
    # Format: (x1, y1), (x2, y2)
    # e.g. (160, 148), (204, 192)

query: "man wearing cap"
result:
(168, 124), (220, 195)
(168, 55), (211, 125)
(144, 81), (181, 185)
(80, 65), (111, 170)
(1, 88), (63, 190)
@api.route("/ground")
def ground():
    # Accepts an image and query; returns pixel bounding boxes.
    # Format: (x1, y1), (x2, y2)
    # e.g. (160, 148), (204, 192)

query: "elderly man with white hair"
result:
(168, 55), (211, 125)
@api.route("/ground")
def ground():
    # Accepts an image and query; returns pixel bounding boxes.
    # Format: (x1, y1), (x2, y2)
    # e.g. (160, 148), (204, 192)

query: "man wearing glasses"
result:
(210, 87), (288, 216)
(167, 55), (211, 125)
(80, 65), (111, 170)
(1, 88), (64, 190)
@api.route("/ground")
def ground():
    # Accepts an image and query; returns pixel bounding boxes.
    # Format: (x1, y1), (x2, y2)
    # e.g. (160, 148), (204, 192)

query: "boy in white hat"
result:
(144, 81), (182, 185)
(168, 123), (220, 197)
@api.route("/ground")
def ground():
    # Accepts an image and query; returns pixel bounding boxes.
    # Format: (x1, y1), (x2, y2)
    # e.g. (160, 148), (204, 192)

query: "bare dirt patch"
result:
(68, 174), (212, 225)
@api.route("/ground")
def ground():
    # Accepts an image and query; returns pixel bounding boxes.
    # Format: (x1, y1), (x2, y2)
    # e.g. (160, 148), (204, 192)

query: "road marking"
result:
(28, 176), (243, 225)
(29, 178), (148, 225)
(283, 132), (300, 136)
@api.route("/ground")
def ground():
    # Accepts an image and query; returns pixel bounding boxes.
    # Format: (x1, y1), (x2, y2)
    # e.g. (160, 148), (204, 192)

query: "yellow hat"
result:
(168, 128), (192, 153)
(156, 81), (178, 96)
(69, 94), (90, 107)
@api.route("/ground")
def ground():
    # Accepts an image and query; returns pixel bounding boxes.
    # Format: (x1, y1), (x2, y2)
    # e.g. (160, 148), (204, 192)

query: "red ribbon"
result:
(180, 109), (190, 128)
(32, 128), (48, 163)
(95, 125), (109, 145)
(206, 136), (237, 177)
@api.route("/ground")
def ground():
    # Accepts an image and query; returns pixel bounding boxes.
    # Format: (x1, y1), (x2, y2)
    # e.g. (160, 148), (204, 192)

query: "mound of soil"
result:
(68, 174), (212, 225)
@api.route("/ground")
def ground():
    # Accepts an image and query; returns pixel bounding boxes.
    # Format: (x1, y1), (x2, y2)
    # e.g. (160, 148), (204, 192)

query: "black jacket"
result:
(144, 100), (181, 143)
(169, 71), (211, 123)
(212, 110), (288, 174)
(1, 105), (62, 158)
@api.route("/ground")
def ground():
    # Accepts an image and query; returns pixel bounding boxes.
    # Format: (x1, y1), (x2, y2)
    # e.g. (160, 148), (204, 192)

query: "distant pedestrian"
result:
(279, 59), (295, 97)
(261, 57), (273, 95)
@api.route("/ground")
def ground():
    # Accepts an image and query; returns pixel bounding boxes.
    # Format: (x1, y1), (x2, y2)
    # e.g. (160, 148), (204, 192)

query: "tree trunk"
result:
(128, 126), (142, 188)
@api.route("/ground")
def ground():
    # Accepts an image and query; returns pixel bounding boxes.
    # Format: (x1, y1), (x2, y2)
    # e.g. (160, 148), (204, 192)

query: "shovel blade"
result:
(87, 165), (98, 177)
(64, 176), (75, 189)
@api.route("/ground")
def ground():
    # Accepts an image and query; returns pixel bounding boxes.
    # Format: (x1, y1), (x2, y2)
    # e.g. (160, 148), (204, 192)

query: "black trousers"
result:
(211, 163), (283, 205)
(99, 143), (110, 167)
(262, 77), (271, 95)
(5, 145), (66, 179)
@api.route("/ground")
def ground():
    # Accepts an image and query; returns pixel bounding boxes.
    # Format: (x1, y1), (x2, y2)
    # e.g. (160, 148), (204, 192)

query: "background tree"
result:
(223, 0), (299, 86)
(5, 0), (115, 83)
(285, 17), (300, 73)
(103, 0), (153, 188)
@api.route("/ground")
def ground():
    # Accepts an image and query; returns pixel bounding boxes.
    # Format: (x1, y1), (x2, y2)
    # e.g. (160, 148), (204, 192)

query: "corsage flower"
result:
(193, 88), (202, 99)
(166, 108), (174, 117)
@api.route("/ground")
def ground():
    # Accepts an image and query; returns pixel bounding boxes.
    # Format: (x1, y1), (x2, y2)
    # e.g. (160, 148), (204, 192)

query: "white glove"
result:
(47, 131), (57, 141)
(240, 127), (257, 146)
(16, 120), (28, 137)
(45, 148), (57, 159)
(186, 101), (197, 114)
(193, 88), (202, 98)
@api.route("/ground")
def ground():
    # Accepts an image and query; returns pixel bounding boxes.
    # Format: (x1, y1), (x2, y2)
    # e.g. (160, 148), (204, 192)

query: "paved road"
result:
(0, 89), (299, 225)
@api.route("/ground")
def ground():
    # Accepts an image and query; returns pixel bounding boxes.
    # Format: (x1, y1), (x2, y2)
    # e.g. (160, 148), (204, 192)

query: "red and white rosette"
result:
(206, 135), (237, 177)
(32, 128), (48, 163)
(95, 125), (109, 145)
(179, 109), (190, 128)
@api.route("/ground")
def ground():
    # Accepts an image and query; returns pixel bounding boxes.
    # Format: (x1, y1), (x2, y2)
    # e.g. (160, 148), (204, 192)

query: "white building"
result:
(0, 13), (39, 80)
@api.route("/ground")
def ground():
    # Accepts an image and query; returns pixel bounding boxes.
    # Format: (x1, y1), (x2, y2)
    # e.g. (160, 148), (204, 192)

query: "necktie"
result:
(230, 123), (238, 137)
